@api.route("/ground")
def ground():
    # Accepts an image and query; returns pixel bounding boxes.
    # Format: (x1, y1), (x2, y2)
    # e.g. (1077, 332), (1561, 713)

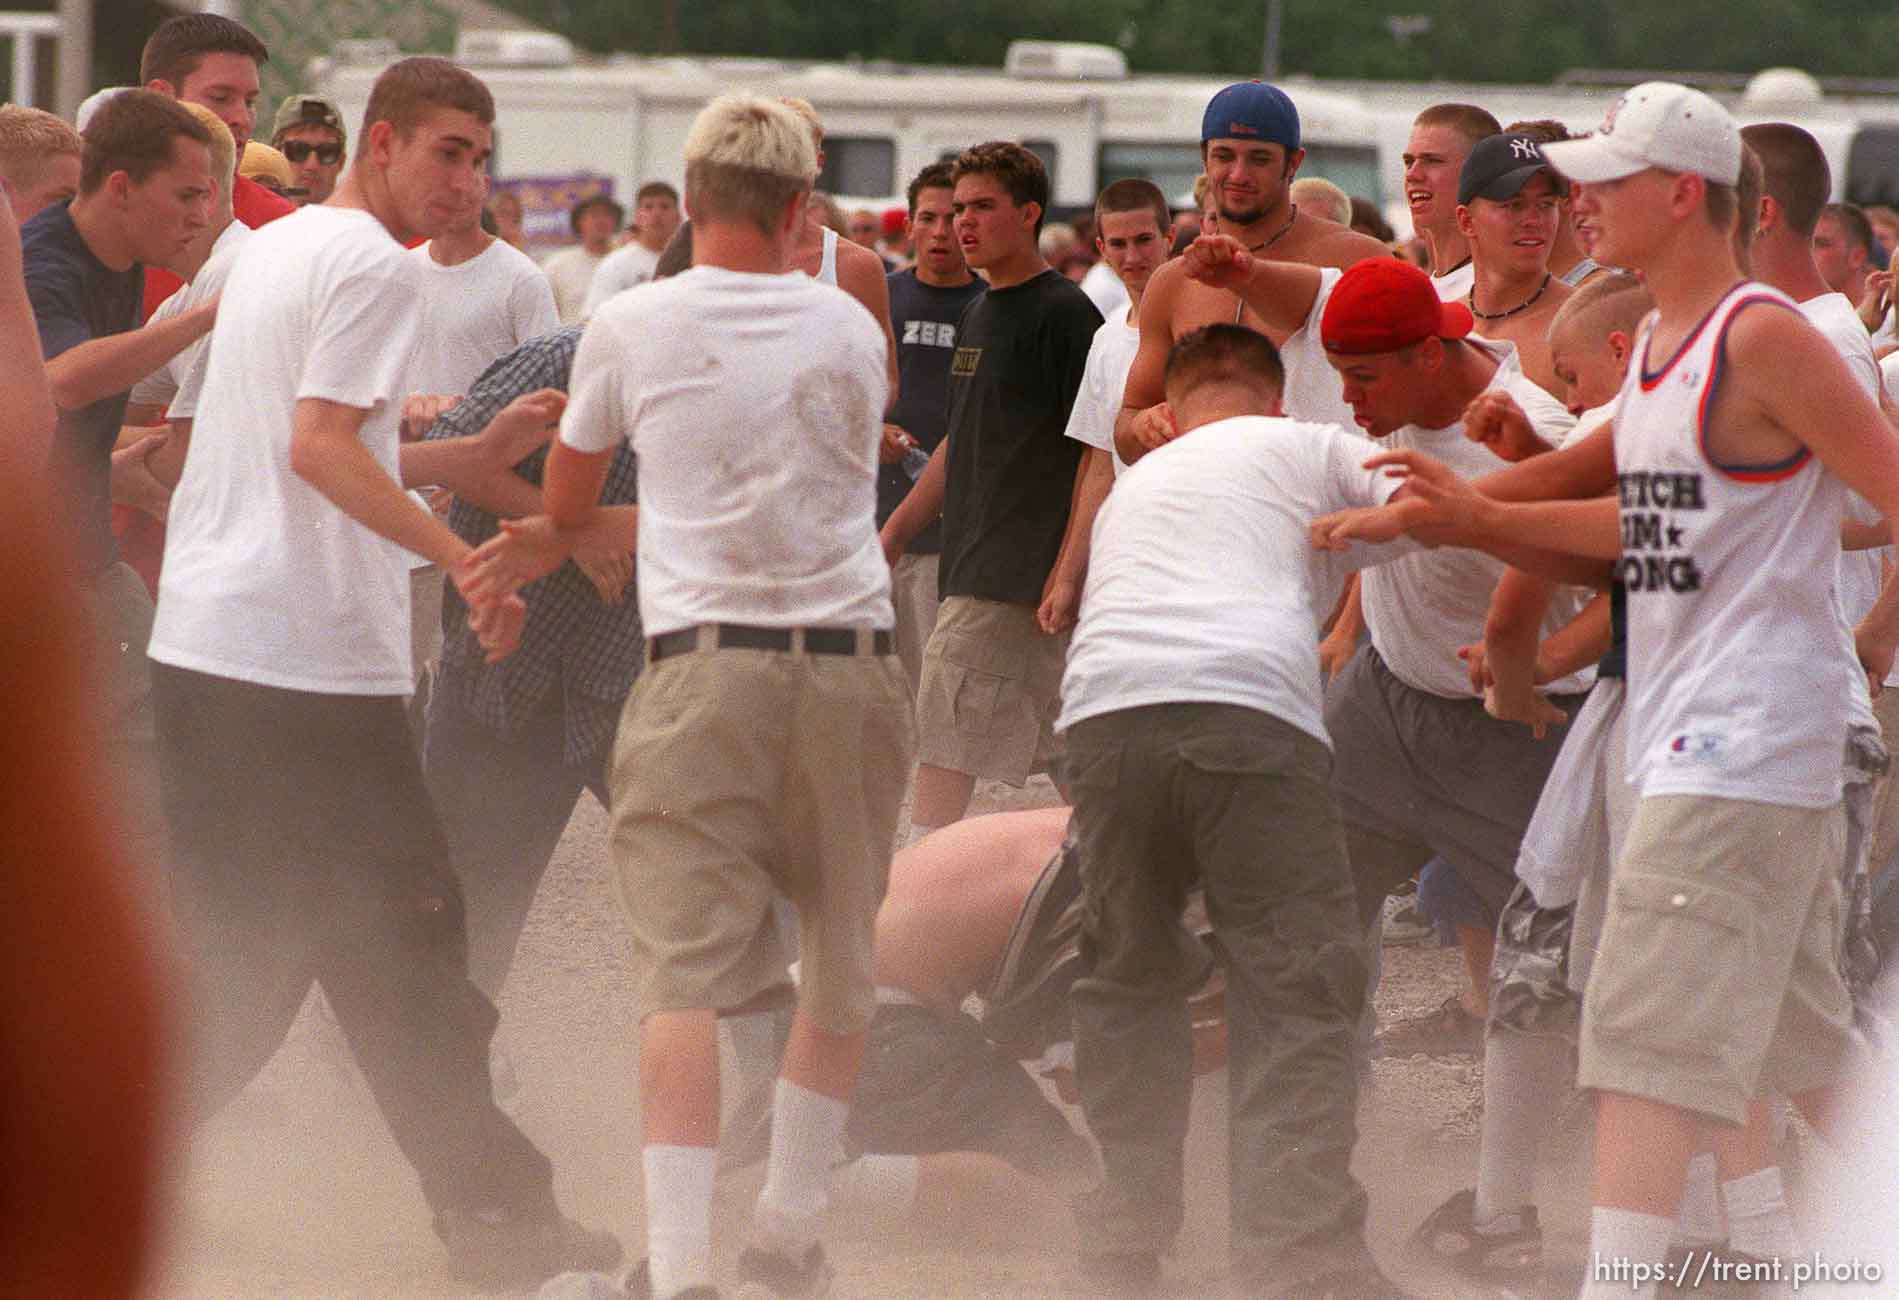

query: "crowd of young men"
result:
(14, 7), (1899, 1297)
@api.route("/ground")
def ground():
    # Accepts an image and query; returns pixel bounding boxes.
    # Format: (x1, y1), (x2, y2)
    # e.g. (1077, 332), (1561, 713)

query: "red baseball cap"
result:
(881, 206), (907, 238)
(1320, 257), (1475, 354)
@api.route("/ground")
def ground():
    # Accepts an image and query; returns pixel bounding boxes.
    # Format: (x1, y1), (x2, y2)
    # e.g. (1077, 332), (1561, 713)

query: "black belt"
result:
(648, 623), (894, 662)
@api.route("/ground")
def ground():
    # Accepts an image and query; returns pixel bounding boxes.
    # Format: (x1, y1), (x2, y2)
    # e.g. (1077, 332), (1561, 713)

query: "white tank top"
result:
(1615, 281), (1852, 807)
(818, 227), (838, 286)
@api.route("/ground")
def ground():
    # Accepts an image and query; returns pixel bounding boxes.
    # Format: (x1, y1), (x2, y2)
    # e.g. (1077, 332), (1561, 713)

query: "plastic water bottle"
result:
(901, 444), (932, 480)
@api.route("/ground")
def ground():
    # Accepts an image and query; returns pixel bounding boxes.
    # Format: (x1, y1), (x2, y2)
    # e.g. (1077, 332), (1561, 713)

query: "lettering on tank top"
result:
(1615, 470), (1705, 593)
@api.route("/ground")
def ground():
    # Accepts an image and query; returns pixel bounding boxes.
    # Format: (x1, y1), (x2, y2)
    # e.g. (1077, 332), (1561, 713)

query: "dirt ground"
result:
(153, 777), (1602, 1299)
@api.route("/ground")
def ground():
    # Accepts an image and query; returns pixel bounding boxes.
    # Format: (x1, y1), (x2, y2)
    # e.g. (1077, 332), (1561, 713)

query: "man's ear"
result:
(143, 78), (177, 98)
(1608, 328), (1632, 366)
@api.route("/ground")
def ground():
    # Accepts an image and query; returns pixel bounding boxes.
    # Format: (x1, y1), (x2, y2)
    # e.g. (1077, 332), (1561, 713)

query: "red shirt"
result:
(123, 177), (298, 593)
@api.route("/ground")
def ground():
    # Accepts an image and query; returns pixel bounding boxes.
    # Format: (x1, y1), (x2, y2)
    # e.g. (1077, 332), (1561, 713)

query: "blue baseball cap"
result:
(1201, 81), (1301, 151)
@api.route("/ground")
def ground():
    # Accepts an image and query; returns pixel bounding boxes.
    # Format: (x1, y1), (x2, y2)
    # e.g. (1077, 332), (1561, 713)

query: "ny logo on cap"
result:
(1510, 138), (1541, 160)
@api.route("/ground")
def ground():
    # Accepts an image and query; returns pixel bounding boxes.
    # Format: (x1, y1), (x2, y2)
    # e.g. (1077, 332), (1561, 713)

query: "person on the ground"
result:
(582, 180), (682, 317)
(144, 57), (620, 1289)
(270, 93), (347, 205)
(878, 141), (1101, 836)
(1403, 102), (1502, 300)
(535, 94), (910, 1300)
(1037, 177), (1173, 635)
(877, 161), (985, 690)
(542, 193), (621, 324)
(1059, 321), (1413, 1298)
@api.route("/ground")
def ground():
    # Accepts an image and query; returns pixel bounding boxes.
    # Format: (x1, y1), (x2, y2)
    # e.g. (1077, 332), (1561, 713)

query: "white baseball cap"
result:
(1542, 82), (1742, 187)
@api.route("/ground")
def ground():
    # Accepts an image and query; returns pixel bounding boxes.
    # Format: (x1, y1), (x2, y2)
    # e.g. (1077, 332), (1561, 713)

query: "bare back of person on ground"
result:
(1115, 82), (1386, 457)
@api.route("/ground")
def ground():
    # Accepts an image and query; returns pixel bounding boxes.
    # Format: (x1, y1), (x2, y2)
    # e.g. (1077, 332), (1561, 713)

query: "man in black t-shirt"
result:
(881, 142), (1100, 836)
(880, 161), (985, 690)
(24, 90), (219, 866)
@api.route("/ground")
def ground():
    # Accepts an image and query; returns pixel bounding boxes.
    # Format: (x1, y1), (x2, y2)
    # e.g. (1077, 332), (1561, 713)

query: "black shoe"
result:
(1075, 1250), (1162, 1297)
(616, 1257), (722, 1300)
(435, 1201), (623, 1290)
(733, 1241), (832, 1298)
(1267, 1263), (1416, 1300)
(1410, 1188), (1542, 1280)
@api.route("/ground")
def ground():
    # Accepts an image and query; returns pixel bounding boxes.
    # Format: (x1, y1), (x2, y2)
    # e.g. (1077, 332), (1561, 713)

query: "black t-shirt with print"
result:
(938, 269), (1100, 605)
(881, 267), (986, 553)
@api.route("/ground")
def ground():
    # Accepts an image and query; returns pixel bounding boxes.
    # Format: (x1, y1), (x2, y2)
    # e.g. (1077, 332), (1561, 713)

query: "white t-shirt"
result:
(150, 206), (426, 695)
(1432, 260), (1474, 302)
(408, 236), (560, 397)
(1358, 339), (1589, 699)
(1280, 267), (1356, 431)
(1079, 259), (1130, 323)
(581, 240), (661, 320)
(541, 244), (607, 324)
(1062, 313), (1139, 476)
(560, 266), (893, 636)
(1059, 414), (1414, 742)
(131, 219), (251, 418)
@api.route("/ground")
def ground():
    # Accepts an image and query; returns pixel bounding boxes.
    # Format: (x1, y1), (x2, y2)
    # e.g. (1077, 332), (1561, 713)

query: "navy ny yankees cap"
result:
(1459, 132), (1558, 205)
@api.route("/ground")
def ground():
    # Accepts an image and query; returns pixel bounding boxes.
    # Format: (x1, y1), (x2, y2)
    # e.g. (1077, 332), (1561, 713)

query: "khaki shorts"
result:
(1578, 794), (1854, 1124)
(915, 594), (1066, 787)
(890, 552), (940, 697)
(608, 644), (914, 1034)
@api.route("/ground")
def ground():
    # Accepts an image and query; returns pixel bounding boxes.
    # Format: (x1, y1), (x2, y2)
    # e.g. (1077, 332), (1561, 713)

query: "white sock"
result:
(903, 822), (940, 849)
(642, 1144), (715, 1299)
(1722, 1166), (1798, 1259)
(1579, 1206), (1674, 1300)
(753, 1079), (849, 1253)
(830, 1153), (921, 1214)
(1673, 1153), (1725, 1247)
(1473, 1030), (1571, 1225)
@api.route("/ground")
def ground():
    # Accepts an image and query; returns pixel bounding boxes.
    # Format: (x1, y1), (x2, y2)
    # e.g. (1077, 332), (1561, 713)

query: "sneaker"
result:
(435, 1202), (623, 1291)
(1410, 1188), (1543, 1280)
(733, 1241), (832, 1298)
(1373, 995), (1486, 1058)
(1382, 892), (1436, 946)
(1267, 1263), (1417, 1299)
(1075, 1251), (1162, 1297)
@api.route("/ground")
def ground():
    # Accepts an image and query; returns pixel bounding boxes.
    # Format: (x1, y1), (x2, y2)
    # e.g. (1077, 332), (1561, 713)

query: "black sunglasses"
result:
(281, 141), (343, 166)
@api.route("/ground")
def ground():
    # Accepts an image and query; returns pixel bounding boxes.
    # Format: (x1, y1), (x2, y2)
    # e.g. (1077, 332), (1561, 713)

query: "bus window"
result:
(1847, 126), (1899, 209)
(819, 137), (896, 197)
(1024, 139), (1059, 181)
(1099, 141), (1380, 210)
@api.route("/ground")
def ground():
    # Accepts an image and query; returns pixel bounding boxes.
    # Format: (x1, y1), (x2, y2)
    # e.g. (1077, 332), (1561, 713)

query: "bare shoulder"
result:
(1722, 296), (1827, 379)
(1307, 223), (1392, 271)
(836, 239), (891, 299)
(1138, 257), (1187, 329)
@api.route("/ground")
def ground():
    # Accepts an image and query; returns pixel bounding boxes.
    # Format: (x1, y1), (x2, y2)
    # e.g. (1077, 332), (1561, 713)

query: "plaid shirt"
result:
(426, 325), (642, 765)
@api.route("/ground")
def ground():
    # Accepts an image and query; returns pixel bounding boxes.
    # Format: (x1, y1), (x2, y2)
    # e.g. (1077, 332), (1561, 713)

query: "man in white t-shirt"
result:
(541, 192), (620, 323)
(145, 56), (618, 1289)
(580, 179), (680, 319)
(1037, 178), (1172, 634)
(404, 169), (561, 721)
(538, 95), (910, 1300)
(1059, 322), (1410, 1298)
(1402, 103), (1501, 301)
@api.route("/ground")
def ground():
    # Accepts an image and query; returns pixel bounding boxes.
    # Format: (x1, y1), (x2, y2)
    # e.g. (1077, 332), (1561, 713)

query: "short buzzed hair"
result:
(362, 56), (494, 139)
(906, 160), (955, 214)
(78, 88), (213, 196)
(1550, 269), (1652, 342)
(139, 13), (268, 89)
(1163, 323), (1285, 407)
(0, 106), (82, 187)
(1822, 201), (1876, 257)
(952, 141), (1050, 235)
(1289, 175), (1351, 225)
(778, 96), (823, 148)
(1739, 123), (1831, 238)
(1505, 119), (1574, 145)
(175, 101), (236, 190)
(1095, 177), (1169, 235)
(684, 94), (818, 235)
(1415, 103), (1502, 147)
(636, 180), (678, 204)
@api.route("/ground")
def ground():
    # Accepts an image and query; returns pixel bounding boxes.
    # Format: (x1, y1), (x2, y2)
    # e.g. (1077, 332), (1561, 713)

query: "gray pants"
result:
(1061, 702), (1376, 1291)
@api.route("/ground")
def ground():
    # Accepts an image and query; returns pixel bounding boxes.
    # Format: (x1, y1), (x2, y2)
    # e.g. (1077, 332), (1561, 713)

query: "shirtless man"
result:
(1457, 132), (1574, 396)
(1403, 103), (1502, 298)
(1507, 120), (1604, 287)
(1114, 81), (1387, 464)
